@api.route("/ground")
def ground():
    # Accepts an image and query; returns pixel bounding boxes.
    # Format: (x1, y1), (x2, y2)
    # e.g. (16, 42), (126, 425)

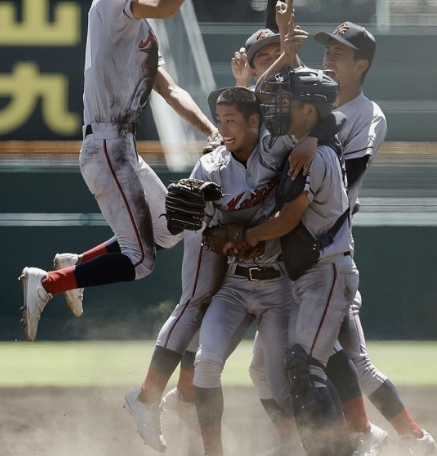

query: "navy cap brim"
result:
(246, 35), (280, 63)
(314, 31), (360, 51)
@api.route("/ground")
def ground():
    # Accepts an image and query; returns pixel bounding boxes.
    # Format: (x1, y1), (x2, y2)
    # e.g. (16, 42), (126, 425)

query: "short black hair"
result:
(215, 87), (263, 122)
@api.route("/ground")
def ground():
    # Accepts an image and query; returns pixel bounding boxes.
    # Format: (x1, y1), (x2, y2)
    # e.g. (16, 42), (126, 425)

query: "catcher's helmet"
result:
(259, 66), (338, 138)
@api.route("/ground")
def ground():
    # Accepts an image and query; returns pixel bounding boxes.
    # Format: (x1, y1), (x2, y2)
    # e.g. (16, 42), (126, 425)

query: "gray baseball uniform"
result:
(287, 145), (358, 366)
(334, 92), (388, 396)
(191, 130), (295, 414)
(156, 130), (295, 360)
(80, 0), (181, 281)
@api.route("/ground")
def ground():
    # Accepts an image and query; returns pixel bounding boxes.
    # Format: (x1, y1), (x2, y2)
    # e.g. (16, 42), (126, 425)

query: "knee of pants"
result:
(133, 257), (156, 280)
(353, 356), (387, 396)
(249, 361), (273, 400)
(154, 230), (183, 250)
(193, 360), (222, 389)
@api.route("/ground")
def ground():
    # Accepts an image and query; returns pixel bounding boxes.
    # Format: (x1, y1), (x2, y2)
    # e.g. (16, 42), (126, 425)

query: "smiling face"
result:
(216, 103), (260, 162)
(251, 43), (282, 80)
(322, 39), (369, 88)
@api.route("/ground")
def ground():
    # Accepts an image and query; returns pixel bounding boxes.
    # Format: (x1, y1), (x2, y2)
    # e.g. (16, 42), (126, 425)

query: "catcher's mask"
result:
(258, 66), (338, 143)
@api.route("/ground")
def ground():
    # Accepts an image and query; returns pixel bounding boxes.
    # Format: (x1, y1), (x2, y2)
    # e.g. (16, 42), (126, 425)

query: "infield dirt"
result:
(1, 385), (436, 456)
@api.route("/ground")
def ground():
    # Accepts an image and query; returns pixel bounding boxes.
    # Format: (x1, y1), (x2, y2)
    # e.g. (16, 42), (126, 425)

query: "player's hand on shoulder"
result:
(288, 136), (317, 180)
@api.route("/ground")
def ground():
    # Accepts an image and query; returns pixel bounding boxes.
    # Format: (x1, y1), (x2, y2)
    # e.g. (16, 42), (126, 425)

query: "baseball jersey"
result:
(83, 0), (162, 125)
(191, 128), (295, 265)
(302, 144), (353, 261)
(336, 92), (387, 210)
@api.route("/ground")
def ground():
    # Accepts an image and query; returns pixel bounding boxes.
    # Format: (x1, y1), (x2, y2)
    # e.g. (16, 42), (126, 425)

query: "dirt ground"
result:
(1, 385), (436, 456)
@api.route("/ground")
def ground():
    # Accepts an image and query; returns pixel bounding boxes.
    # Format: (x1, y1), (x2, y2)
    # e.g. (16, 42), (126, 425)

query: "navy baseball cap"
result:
(314, 22), (376, 63)
(245, 28), (280, 65)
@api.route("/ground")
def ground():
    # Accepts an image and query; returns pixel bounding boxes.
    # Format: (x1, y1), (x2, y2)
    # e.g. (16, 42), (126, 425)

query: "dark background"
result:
(1, 0), (436, 341)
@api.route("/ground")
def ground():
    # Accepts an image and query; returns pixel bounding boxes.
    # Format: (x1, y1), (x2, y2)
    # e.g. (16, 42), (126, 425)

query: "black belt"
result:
(234, 265), (280, 281)
(344, 251), (351, 256)
(84, 123), (136, 137)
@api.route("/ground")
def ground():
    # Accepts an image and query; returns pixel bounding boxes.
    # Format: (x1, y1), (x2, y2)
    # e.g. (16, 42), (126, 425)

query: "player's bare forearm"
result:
(154, 67), (216, 136)
(168, 87), (216, 135)
(130, 0), (185, 19)
(255, 52), (289, 93)
(289, 136), (317, 179)
(245, 193), (309, 245)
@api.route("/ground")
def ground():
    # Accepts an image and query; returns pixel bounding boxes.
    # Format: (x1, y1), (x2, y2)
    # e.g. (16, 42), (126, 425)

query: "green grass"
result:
(1, 340), (437, 387)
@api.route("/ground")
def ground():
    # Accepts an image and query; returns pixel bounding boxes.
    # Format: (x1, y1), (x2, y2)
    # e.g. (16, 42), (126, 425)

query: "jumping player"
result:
(18, 0), (220, 342)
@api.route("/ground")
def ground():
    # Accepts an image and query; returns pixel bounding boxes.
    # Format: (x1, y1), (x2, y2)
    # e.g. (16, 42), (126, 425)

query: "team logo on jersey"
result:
(138, 33), (156, 54)
(334, 23), (350, 36)
(227, 176), (279, 211)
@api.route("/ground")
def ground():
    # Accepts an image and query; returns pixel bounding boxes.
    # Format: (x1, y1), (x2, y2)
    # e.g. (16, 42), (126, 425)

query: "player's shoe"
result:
(161, 387), (200, 432)
(53, 253), (83, 317)
(352, 423), (389, 455)
(124, 389), (166, 453)
(19, 267), (53, 342)
(399, 429), (436, 455)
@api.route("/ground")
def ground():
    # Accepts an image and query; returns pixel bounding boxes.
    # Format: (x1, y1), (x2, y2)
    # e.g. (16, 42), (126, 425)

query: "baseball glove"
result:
(165, 178), (223, 235)
(202, 130), (224, 155)
(202, 223), (265, 259)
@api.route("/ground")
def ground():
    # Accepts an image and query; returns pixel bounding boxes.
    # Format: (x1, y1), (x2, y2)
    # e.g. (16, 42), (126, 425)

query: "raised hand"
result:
(231, 47), (252, 87)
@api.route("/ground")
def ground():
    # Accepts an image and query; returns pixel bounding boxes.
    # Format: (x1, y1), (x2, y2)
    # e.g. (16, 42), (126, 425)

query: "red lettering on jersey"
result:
(227, 176), (279, 211)
(138, 33), (155, 54)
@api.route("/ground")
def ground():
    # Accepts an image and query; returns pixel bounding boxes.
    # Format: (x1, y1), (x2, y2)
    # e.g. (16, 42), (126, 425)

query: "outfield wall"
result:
(1, 151), (436, 341)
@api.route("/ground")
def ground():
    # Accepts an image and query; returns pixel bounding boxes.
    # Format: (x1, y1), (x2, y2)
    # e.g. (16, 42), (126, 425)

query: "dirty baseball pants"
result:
(77, 122), (182, 287)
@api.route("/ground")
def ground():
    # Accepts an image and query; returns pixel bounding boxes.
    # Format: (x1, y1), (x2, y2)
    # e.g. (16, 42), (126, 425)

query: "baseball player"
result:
(18, 0), (221, 342)
(20, 0), (221, 341)
(250, 4), (436, 455)
(315, 20), (436, 456)
(124, 24), (346, 453)
(191, 86), (302, 456)
(223, 67), (358, 456)
(123, 87), (300, 452)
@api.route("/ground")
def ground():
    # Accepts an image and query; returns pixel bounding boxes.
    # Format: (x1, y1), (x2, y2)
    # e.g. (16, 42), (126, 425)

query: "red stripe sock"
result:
(82, 243), (108, 263)
(42, 269), (78, 296)
(390, 409), (423, 437)
(342, 396), (371, 434)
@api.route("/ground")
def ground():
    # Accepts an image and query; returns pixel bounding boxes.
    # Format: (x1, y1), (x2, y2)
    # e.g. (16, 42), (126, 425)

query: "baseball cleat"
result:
(53, 253), (84, 317)
(399, 429), (436, 455)
(19, 267), (53, 342)
(124, 389), (166, 453)
(352, 423), (389, 455)
(161, 387), (200, 432)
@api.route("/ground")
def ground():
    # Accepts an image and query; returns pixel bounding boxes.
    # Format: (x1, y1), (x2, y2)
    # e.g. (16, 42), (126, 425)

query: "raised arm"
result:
(153, 66), (217, 137)
(255, 7), (308, 93)
(129, 0), (185, 19)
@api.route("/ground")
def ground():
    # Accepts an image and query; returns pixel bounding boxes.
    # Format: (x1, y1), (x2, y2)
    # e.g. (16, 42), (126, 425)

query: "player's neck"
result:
(336, 84), (363, 108)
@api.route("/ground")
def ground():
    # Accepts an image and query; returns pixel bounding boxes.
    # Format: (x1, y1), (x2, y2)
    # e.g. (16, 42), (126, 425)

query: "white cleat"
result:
(161, 387), (200, 432)
(53, 253), (83, 317)
(124, 389), (166, 453)
(19, 267), (53, 342)
(400, 429), (436, 455)
(352, 423), (389, 455)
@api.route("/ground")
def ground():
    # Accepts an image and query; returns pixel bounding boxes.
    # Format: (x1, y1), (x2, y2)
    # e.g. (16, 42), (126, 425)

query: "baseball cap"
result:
(245, 28), (280, 64)
(314, 22), (376, 63)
